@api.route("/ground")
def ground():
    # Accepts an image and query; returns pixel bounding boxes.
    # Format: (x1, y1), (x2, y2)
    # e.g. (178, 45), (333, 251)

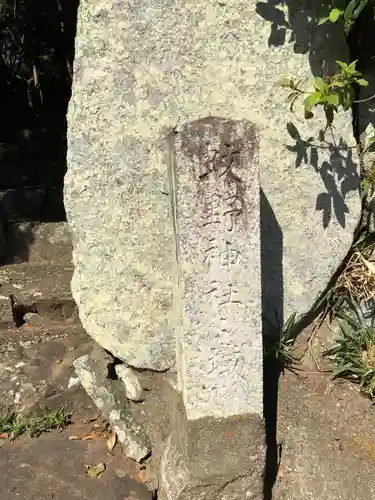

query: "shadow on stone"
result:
(255, 0), (348, 77)
(260, 188), (283, 499)
(285, 122), (360, 229)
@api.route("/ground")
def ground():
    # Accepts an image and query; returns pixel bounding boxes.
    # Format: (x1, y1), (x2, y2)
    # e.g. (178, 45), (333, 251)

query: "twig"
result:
(32, 64), (44, 106)
(354, 92), (375, 104)
(55, 0), (73, 80)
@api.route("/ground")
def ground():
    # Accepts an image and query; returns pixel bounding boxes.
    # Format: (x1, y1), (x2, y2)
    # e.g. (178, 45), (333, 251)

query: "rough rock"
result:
(158, 401), (266, 500)
(73, 349), (151, 462)
(115, 365), (145, 402)
(66, 0), (360, 366)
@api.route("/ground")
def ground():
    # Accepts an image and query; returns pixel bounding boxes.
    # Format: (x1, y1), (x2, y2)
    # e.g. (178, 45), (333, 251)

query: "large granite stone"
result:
(66, 0), (361, 367)
(169, 117), (262, 419)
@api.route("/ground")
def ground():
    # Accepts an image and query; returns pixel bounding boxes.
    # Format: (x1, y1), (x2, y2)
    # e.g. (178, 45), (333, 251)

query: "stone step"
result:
(1, 222), (73, 266)
(0, 263), (78, 326)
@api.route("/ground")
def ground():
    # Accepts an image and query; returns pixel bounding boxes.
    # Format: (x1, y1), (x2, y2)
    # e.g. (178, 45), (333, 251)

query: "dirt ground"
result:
(273, 321), (375, 500)
(1, 318), (375, 499)
(1, 223), (375, 499)
(0, 322), (153, 500)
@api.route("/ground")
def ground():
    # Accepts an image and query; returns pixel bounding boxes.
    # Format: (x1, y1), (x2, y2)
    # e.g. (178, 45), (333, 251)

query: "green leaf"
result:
(368, 135), (375, 145)
(317, 16), (330, 25)
(344, 0), (360, 21)
(341, 88), (354, 110)
(332, 362), (354, 378)
(357, 78), (369, 86)
(283, 312), (297, 339)
(329, 8), (344, 22)
(314, 76), (327, 92)
(335, 311), (361, 330)
(348, 59), (359, 71)
(329, 80), (347, 88)
(324, 93), (339, 106)
(336, 60), (348, 71)
(304, 91), (322, 110)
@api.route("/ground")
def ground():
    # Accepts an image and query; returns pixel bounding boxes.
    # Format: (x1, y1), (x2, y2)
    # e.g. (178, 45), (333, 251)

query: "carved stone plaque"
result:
(169, 117), (262, 420)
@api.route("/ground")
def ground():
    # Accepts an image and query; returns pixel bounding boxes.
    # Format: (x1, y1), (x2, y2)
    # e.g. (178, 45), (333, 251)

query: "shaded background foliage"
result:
(0, 0), (78, 192)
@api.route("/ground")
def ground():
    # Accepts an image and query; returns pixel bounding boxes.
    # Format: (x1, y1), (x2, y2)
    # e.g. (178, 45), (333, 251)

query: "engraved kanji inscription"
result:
(203, 240), (240, 267)
(223, 193), (244, 232)
(203, 238), (218, 264)
(219, 241), (240, 266)
(204, 281), (242, 306)
(199, 142), (241, 182)
(202, 191), (222, 227)
(170, 117), (261, 420)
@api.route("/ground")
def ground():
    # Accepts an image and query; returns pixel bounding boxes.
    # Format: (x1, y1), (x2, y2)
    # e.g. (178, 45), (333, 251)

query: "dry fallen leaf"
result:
(82, 433), (102, 441)
(135, 469), (148, 484)
(86, 462), (106, 478)
(0, 433), (9, 439)
(361, 255), (375, 275)
(69, 433), (101, 441)
(107, 430), (117, 452)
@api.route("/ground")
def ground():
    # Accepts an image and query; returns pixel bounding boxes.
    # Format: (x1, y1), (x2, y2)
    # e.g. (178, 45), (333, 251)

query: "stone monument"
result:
(65, 1), (362, 497)
(158, 117), (265, 499)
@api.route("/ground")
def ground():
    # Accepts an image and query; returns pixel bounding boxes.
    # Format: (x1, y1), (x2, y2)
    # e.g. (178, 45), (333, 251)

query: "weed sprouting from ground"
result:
(324, 306), (375, 398)
(264, 312), (300, 371)
(0, 407), (70, 440)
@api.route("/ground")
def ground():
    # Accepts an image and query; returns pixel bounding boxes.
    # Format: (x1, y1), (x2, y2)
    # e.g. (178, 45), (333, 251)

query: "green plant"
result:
(0, 407), (70, 439)
(324, 306), (375, 398)
(280, 60), (368, 125)
(264, 312), (299, 370)
(318, 0), (370, 32)
(360, 130), (375, 197)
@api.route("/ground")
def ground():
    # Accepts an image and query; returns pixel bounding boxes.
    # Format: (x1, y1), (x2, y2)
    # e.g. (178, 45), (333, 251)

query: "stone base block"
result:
(158, 407), (265, 500)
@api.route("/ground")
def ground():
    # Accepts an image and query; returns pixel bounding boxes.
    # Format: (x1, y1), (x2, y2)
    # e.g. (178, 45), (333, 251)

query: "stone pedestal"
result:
(158, 400), (265, 500)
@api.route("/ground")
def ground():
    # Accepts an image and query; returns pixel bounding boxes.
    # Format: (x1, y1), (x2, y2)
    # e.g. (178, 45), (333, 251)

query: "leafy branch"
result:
(318, 0), (370, 32)
(280, 60), (368, 126)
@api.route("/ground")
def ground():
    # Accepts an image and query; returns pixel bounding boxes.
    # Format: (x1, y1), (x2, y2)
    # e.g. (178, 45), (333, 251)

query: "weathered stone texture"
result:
(170, 117), (262, 419)
(158, 406), (266, 500)
(66, 0), (360, 365)
(73, 348), (151, 462)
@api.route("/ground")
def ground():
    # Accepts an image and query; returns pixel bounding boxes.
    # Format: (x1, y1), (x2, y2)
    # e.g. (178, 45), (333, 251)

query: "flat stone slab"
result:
(273, 374), (375, 500)
(0, 424), (152, 500)
(66, 0), (360, 366)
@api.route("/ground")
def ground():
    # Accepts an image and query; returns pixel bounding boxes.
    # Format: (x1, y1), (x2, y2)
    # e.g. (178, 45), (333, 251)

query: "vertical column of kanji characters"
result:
(174, 118), (262, 420)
